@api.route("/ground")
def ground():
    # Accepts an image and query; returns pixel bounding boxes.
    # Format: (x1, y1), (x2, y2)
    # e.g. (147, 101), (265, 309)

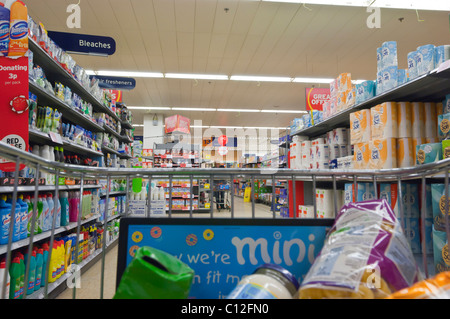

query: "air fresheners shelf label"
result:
(0, 56), (29, 171)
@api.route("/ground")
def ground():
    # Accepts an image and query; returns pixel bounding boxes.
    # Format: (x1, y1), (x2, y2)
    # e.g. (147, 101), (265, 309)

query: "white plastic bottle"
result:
(39, 145), (50, 182)
(226, 264), (299, 299)
(0, 257), (10, 299)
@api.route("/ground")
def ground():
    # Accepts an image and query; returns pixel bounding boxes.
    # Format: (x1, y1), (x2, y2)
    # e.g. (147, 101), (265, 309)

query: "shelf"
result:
(29, 81), (105, 133)
(121, 120), (133, 129)
(291, 66), (450, 138)
(0, 184), (101, 194)
(99, 191), (126, 197)
(29, 128), (104, 157)
(102, 145), (120, 156)
(0, 214), (101, 255)
(103, 124), (122, 140)
(29, 38), (120, 122)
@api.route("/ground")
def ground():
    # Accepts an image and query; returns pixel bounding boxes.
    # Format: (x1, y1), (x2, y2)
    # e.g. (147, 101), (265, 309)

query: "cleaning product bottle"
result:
(15, 252), (24, 298)
(0, 195), (11, 245)
(26, 250), (36, 295)
(40, 243), (49, 287)
(46, 193), (54, 231)
(41, 195), (49, 232)
(48, 242), (57, 283)
(36, 195), (43, 234)
(7, 0), (28, 57)
(17, 195), (28, 240)
(8, 256), (21, 299)
(24, 195), (36, 236)
(0, 2), (10, 56)
(59, 191), (69, 226)
(54, 193), (61, 229)
(6, 195), (20, 242)
(34, 248), (42, 292)
(59, 240), (65, 278)
(0, 257), (10, 299)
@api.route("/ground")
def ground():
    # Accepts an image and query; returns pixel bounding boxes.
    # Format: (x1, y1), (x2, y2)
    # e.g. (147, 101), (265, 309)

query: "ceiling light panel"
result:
(217, 108), (261, 112)
(230, 75), (293, 82)
(260, 0), (450, 11)
(165, 73), (229, 80)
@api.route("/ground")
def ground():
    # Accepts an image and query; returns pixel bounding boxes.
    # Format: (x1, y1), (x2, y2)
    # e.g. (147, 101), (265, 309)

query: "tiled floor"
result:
(56, 196), (276, 299)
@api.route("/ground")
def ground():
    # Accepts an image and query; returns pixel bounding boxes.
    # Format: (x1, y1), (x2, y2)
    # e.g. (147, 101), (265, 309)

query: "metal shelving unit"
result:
(291, 65), (450, 138)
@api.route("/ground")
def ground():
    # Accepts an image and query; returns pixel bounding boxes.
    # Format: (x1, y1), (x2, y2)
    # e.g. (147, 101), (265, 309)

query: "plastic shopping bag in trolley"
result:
(299, 199), (421, 299)
(114, 246), (195, 299)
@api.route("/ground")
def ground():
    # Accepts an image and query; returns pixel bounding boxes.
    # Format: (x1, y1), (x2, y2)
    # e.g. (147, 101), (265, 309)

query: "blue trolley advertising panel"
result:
(116, 218), (333, 299)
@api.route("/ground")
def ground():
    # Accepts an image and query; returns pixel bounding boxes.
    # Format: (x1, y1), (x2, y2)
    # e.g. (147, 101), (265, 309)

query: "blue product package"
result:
(430, 184), (449, 232)
(416, 44), (435, 76)
(376, 71), (383, 95)
(381, 66), (398, 92)
(443, 94), (450, 114)
(432, 226), (450, 273)
(435, 45), (450, 67)
(381, 41), (398, 68)
(424, 218), (433, 254)
(401, 183), (420, 218)
(416, 143), (442, 165)
(438, 113), (450, 139)
(401, 217), (421, 254)
(407, 51), (418, 81)
(355, 80), (375, 104)
(344, 182), (375, 204)
(397, 69), (407, 86)
(376, 47), (383, 71)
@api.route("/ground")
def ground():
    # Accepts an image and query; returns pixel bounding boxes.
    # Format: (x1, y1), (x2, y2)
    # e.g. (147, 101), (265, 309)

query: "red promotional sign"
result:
(107, 89), (123, 103)
(165, 115), (191, 134)
(218, 135), (228, 146)
(0, 56), (29, 172)
(305, 88), (331, 111)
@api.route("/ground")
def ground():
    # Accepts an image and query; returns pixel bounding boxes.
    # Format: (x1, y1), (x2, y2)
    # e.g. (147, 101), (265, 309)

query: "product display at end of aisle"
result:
(114, 246), (195, 299)
(298, 199), (421, 299)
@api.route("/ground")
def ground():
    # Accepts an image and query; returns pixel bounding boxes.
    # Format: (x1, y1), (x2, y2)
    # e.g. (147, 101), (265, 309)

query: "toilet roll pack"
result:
(370, 102), (398, 139)
(350, 109), (371, 144)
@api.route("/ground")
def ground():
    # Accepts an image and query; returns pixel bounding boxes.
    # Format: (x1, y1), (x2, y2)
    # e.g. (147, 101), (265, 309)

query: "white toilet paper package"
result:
(299, 199), (420, 299)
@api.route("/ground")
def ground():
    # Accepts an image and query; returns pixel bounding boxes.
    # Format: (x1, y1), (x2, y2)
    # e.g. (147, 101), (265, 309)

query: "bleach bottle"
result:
(8, 0), (28, 57)
(59, 191), (69, 226)
(8, 256), (21, 299)
(0, 195), (11, 245)
(14, 252), (24, 298)
(54, 194), (61, 229)
(17, 195), (28, 240)
(5, 195), (20, 242)
(40, 243), (49, 287)
(36, 195), (43, 234)
(46, 194), (54, 231)
(0, 2), (10, 56)
(34, 248), (43, 291)
(26, 250), (36, 295)
(0, 257), (10, 299)
(41, 195), (49, 232)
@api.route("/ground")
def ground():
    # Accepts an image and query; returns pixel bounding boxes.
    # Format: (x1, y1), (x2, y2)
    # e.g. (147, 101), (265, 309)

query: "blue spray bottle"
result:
(0, 2), (10, 56)
(0, 195), (11, 245)
(6, 195), (20, 242)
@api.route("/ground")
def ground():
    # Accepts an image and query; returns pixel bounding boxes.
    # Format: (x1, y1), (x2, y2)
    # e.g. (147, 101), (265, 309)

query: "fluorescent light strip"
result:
(293, 77), (334, 84)
(261, 110), (308, 113)
(260, 0), (450, 11)
(127, 106), (171, 110)
(87, 70), (164, 78)
(230, 75), (292, 82)
(165, 73), (228, 80)
(172, 107), (217, 111)
(217, 108), (261, 113)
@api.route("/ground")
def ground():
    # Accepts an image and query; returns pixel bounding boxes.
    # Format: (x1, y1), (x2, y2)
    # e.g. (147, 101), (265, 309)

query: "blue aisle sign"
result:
(90, 75), (136, 90)
(120, 219), (332, 299)
(47, 31), (116, 56)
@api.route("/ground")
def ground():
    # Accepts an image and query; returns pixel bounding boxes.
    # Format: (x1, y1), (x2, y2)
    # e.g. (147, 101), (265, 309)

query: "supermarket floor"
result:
(56, 195), (276, 299)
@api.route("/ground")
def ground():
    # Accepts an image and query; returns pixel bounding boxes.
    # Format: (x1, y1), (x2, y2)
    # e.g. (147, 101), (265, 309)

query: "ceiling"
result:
(27, 0), (450, 136)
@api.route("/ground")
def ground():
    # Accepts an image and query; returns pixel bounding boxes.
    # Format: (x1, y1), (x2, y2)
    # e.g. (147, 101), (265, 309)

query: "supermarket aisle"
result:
(56, 196), (274, 299)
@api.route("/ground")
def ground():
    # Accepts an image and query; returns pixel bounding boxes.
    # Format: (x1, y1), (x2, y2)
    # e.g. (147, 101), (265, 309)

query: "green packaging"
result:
(442, 139), (450, 159)
(114, 246), (194, 299)
(416, 143), (442, 165)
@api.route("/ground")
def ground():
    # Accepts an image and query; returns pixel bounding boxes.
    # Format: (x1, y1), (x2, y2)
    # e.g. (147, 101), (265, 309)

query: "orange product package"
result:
(386, 271), (450, 299)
